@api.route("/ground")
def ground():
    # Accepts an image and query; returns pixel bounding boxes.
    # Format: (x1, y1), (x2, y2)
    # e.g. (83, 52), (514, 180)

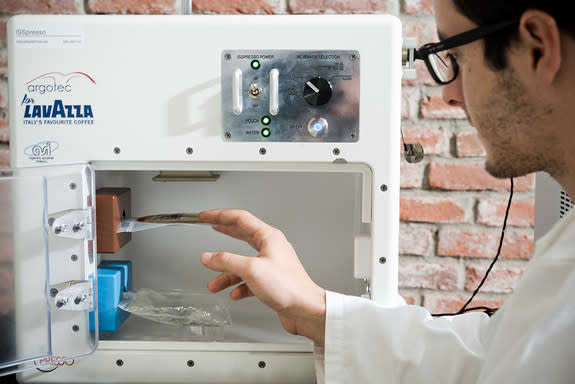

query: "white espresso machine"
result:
(1, 14), (406, 383)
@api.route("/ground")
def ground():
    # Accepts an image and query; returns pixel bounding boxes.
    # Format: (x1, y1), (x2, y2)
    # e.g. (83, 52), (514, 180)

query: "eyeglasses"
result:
(415, 20), (519, 85)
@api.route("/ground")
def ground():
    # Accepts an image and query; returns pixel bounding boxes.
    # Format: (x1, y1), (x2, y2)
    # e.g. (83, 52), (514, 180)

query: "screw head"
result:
(187, 360), (195, 367)
(332, 148), (340, 156)
(72, 324), (80, 332)
(379, 256), (387, 264)
(380, 184), (388, 192)
(259, 147), (267, 155)
(116, 359), (124, 367)
(113, 147), (121, 155)
(224, 53), (232, 60)
(258, 361), (266, 368)
(186, 147), (193, 155)
(225, 132), (232, 139)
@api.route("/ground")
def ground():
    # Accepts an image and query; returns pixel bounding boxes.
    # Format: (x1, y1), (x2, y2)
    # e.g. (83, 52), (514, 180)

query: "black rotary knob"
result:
(303, 77), (332, 106)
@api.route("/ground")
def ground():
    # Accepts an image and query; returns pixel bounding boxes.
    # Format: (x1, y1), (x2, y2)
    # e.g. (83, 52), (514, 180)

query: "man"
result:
(200, 0), (575, 382)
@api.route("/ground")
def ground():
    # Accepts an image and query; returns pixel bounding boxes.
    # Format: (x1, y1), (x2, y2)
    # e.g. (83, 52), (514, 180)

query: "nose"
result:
(441, 75), (465, 109)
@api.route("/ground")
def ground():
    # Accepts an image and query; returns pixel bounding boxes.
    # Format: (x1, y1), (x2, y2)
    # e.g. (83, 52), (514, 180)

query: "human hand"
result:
(199, 209), (326, 346)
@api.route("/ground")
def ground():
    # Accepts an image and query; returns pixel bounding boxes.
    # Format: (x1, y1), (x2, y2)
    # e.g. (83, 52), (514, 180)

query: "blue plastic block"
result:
(99, 260), (132, 292)
(89, 265), (131, 332)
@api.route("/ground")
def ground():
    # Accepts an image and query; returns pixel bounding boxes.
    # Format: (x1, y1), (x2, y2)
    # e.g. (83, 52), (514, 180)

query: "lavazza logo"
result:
(21, 71), (96, 124)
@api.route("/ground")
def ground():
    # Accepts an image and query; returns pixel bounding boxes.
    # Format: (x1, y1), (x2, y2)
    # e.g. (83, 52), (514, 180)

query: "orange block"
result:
(96, 188), (131, 253)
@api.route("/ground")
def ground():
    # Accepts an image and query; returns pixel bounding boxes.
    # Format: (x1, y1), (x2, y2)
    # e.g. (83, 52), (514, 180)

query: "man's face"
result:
(434, 0), (552, 179)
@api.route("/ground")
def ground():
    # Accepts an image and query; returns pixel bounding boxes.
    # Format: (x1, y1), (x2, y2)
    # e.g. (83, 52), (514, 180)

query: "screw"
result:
(379, 256), (387, 264)
(332, 148), (340, 156)
(72, 223), (84, 233)
(69, 182), (77, 190)
(116, 359), (124, 367)
(351, 54), (357, 61)
(186, 147), (193, 155)
(224, 53), (232, 61)
(54, 225), (65, 235)
(259, 147), (267, 155)
(48, 217), (55, 226)
(258, 361), (266, 369)
(187, 360), (195, 367)
(72, 324), (80, 332)
(56, 298), (68, 308)
(350, 132), (356, 139)
(71, 254), (78, 262)
(380, 184), (388, 192)
(113, 147), (121, 154)
(225, 131), (232, 139)
(74, 296), (82, 305)
(50, 288), (58, 297)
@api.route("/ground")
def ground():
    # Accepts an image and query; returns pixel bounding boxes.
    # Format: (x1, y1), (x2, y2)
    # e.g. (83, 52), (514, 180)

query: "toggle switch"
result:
(269, 68), (279, 115)
(232, 68), (243, 115)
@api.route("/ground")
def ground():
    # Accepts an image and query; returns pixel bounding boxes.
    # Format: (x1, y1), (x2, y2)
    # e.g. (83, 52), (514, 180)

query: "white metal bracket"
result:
(402, 37), (418, 80)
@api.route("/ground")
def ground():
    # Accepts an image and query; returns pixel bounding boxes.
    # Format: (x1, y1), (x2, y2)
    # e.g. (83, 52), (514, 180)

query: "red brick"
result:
(88, 0), (175, 14)
(0, 146), (9, 168)
(0, 50), (6, 80)
(401, 295), (417, 305)
(438, 229), (533, 259)
(0, 20), (7, 46)
(0, 117), (7, 143)
(456, 130), (486, 157)
(0, 81), (6, 108)
(423, 294), (504, 314)
(401, 196), (467, 224)
(192, 0), (280, 14)
(465, 266), (524, 293)
(477, 199), (535, 227)
(399, 225), (433, 256)
(289, 0), (388, 14)
(0, 0), (80, 14)
(400, 127), (444, 155)
(421, 95), (467, 120)
(404, 0), (433, 15)
(428, 162), (535, 191)
(399, 263), (458, 290)
(400, 161), (423, 188)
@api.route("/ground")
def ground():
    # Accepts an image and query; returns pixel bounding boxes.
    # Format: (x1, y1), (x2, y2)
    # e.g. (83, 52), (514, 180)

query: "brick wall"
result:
(0, 0), (534, 314)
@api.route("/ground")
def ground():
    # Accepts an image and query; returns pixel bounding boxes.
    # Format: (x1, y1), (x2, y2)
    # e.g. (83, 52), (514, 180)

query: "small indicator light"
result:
(251, 60), (261, 70)
(261, 116), (271, 125)
(261, 128), (271, 137)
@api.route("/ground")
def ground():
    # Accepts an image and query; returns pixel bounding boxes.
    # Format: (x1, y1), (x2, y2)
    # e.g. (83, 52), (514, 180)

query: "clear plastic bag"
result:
(118, 289), (231, 328)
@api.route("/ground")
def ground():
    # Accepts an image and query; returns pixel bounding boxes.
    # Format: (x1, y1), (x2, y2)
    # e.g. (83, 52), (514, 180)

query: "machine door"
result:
(0, 163), (98, 376)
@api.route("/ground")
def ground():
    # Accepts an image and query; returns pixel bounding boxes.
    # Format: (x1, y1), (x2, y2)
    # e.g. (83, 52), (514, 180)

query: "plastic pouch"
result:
(118, 288), (231, 328)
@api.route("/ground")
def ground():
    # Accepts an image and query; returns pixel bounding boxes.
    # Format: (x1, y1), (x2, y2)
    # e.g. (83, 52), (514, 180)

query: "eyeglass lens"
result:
(427, 51), (455, 83)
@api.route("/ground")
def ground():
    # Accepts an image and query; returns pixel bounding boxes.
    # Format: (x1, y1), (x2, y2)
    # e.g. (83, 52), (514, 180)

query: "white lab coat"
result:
(314, 209), (575, 383)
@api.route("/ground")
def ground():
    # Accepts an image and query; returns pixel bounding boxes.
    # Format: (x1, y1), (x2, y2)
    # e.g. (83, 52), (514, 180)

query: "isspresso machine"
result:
(2, 14), (407, 383)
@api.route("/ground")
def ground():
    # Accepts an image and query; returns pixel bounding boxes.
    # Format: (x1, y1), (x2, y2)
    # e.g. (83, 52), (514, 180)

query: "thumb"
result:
(201, 251), (253, 276)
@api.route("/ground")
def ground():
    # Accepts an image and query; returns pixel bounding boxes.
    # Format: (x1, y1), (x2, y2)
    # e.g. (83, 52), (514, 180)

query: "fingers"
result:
(230, 283), (254, 300)
(207, 272), (243, 293)
(201, 251), (252, 277)
(200, 209), (278, 249)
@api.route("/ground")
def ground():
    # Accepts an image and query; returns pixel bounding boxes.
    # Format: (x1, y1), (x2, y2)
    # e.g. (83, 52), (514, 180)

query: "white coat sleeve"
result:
(314, 291), (491, 384)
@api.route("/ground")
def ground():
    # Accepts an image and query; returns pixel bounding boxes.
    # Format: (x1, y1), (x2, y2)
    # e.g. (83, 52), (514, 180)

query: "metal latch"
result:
(50, 280), (94, 311)
(402, 37), (418, 80)
(49, 208), (94, 240)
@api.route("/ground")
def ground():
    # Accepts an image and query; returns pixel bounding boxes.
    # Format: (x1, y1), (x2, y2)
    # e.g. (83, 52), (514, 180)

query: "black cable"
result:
(432, 177), (514, 317)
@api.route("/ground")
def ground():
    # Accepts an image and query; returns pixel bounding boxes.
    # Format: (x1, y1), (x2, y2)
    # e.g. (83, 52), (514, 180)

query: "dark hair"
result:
(452, 0), (574, 70)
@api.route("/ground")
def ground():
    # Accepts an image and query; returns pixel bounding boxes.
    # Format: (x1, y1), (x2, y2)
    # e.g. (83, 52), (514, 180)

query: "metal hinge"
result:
(48, 208), (94, 240)
(50, 280), (94, 311)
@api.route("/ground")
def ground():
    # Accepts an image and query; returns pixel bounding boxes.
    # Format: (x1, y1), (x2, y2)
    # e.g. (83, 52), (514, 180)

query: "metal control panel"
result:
(221, 50), (360, 142)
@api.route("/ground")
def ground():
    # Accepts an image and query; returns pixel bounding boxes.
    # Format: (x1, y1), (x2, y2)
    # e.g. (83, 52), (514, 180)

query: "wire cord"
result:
(432, 177), (514, 317)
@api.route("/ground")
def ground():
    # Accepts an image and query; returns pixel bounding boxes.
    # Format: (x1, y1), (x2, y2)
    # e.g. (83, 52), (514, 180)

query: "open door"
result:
(0, 164), (98, 376)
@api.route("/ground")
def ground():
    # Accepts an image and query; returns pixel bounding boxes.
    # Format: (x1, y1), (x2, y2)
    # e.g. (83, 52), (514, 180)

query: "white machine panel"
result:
(6, 14), (403, 383)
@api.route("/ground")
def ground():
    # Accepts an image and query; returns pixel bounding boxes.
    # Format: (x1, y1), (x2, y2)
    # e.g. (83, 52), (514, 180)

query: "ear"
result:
(518, 10), (561, 85)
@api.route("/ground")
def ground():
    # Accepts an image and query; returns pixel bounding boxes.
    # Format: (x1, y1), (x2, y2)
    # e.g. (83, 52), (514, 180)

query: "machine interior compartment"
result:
(94, 167), (371, 345)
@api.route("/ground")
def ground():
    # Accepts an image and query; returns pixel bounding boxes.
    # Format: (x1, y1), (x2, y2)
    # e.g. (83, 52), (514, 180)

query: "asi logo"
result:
(24, 140), (59, 163)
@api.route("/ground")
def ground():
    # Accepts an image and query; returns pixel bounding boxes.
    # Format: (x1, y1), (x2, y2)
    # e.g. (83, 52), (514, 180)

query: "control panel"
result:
(221, 50), (360, 142)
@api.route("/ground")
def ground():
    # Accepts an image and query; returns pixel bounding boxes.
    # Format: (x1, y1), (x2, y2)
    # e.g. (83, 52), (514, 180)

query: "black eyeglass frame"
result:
(415, 20), (519, 85)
